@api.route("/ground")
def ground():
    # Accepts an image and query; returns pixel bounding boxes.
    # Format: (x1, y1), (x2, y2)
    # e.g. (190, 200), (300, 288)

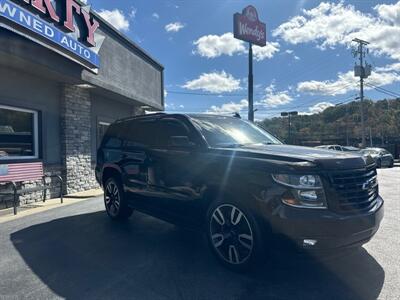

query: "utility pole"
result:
(248, 43), (254, 122)
(352, 38), (371, 149)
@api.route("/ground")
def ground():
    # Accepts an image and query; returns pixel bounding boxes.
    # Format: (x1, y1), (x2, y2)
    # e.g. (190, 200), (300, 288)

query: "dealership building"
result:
(0, 0), (164, 201)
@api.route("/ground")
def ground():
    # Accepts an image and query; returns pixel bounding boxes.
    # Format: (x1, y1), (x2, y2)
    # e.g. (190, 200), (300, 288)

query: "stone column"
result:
(60, 84), (98, 194)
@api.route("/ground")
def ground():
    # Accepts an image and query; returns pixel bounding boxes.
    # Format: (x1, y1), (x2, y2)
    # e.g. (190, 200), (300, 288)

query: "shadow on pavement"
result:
(10, 211), (384, 300)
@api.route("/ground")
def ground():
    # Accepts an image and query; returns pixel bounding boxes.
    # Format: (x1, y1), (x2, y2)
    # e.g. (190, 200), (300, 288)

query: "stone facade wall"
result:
(0, 84), (142, 211)
(60, 84), (99, 194)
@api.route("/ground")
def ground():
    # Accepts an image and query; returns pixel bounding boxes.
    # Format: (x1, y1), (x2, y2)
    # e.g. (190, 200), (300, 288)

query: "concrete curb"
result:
(0, 189), (103, 224)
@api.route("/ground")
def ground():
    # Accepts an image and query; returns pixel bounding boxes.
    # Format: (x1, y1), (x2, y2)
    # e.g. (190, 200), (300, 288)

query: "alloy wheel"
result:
(105, 181), (121, 217)
(209, 204), (254, 265)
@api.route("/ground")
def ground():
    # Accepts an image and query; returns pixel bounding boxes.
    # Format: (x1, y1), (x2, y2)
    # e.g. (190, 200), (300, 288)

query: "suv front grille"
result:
(328, 165), (378, 213)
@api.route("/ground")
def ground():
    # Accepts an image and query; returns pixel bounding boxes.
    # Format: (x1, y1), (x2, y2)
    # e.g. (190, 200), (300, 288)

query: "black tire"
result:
(104, 177), (133, 220)
(206, 195), (266, 272)
(389, 160), (394, 168)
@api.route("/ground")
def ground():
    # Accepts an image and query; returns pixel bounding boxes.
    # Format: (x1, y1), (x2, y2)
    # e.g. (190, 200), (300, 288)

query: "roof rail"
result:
(115, 112), (166, 123)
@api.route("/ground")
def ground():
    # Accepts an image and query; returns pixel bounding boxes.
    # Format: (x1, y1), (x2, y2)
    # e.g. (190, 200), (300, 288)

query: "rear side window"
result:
(102, 124), (123, 148)
(122, 119), (158, 148)
(154, 119), (190, 147)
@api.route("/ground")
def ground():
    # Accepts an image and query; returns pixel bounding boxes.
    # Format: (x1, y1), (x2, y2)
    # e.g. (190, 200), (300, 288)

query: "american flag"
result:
(0, 162), (43, 183)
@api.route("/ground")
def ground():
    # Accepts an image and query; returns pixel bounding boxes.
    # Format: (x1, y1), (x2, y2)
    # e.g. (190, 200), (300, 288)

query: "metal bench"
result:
(0, 162), (63, 215)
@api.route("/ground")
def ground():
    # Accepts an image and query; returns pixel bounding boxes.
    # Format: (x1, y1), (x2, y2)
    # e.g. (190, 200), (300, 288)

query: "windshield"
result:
(189, 115), (282, 147)
(362, 149), (380, 155)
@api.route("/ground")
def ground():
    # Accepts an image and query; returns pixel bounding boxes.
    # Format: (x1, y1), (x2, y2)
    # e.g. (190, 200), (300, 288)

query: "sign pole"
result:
(248, 42), (254, 122)
(233, 5), (266, 122)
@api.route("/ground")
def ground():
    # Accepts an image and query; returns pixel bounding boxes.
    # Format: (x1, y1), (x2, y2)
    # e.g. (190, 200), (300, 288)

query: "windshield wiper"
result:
(216, 142), (277, 148)
(215, 143), (246, 148)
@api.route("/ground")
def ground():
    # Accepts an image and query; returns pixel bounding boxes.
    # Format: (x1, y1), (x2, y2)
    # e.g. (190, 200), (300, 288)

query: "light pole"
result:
(281, 111), (298, 144)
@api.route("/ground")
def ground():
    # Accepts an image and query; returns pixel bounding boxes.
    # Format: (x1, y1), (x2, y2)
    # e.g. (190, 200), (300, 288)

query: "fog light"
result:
(303, 239), (318, 247)
(298, 190), (318, 201)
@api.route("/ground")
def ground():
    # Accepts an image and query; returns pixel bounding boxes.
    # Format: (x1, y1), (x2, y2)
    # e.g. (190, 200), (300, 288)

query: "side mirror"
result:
(169, 136), (195, 148)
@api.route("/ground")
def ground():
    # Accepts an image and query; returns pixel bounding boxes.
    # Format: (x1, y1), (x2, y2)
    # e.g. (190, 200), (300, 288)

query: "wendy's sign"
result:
(234, 5), (266, 47)
(0, 0), (102, 71)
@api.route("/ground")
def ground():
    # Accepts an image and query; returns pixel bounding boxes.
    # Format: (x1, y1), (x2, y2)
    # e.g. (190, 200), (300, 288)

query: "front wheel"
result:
(104, 178), (133, 220)
(206, 200), (265, 271)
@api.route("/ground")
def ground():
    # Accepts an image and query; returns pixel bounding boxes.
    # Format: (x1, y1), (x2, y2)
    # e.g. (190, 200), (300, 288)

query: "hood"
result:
(214, 144), (373, 170)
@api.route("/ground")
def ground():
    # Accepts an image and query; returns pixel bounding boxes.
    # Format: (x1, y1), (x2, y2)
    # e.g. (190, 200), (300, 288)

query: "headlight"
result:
(272, 174), (327, 209)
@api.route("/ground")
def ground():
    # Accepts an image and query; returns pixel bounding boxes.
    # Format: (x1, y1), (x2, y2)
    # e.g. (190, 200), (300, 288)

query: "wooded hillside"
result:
(258, 98), (400, 147)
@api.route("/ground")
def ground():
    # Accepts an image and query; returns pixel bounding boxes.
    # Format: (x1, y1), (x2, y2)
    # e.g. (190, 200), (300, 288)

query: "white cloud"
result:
(193, 33), (246, 58)
(273, 2), (371, 48)
(165, 102), (184, 110)
(297, 69), (400, 96)
(309, 102), (335, 113)
(253, 43), (280, 61)
(193, 32), (279, 60)
(81, 0), (88, 4)
(98, 9), (130, 31)
(298, 102), (335, 116)
(207, 99), (248, 114)
(152, 12), (160, 19)
(374, 2), (400, 25)
(376, 62), (400, 72)
(206, 84), (293, 115)
(129, 7), (137, 19)
(297, 71), (357, 96)
(183, 71), (241, 93)
(256, 84), (293, 107)
(273, 1), (400, 60)
(259, 92), (293, 107)
(165, 22), (185, 32)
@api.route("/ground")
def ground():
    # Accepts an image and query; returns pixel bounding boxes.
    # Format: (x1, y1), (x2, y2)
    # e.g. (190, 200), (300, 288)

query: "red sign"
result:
(234, 5), (266, 47)
(17, 0), (99, 47)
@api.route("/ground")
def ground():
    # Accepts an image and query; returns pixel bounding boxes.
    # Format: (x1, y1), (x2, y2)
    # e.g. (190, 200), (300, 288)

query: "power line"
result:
(166, 90), (358, 116)
(167, 90), (266, 97)
(366, 85), (399, 98)
(365, 83), (400, 98)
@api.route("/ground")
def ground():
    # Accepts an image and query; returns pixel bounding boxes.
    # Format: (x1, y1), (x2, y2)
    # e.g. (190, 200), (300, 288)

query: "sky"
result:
(85, 0), (400, 120)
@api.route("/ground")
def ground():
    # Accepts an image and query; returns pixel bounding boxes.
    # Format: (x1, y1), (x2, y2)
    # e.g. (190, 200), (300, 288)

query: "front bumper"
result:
(268, 196), (384, 250)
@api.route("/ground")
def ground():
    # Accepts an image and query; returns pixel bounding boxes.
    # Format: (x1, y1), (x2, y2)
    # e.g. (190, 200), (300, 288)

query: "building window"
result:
(97, 121), (110, 148)
(0, 105), (39, 160)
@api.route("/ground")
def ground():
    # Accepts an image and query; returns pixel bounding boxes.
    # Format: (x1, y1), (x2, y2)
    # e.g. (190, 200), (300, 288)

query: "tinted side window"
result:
(122, 119), (158, 148)
(155, 119), (190, 147)
(102, 123), (123, 148)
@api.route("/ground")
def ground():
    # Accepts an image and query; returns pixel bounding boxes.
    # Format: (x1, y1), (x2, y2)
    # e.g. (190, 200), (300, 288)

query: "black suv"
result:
(96, 113), (383, 270)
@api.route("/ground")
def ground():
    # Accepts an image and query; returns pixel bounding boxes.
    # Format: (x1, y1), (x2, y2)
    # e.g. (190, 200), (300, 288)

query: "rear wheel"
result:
(206, 198), (265, 271)
(104, 178), (133, 220)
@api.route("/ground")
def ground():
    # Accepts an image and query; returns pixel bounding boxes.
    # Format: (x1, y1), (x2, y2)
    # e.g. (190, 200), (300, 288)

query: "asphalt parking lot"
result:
(0, 167), (399, 300)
